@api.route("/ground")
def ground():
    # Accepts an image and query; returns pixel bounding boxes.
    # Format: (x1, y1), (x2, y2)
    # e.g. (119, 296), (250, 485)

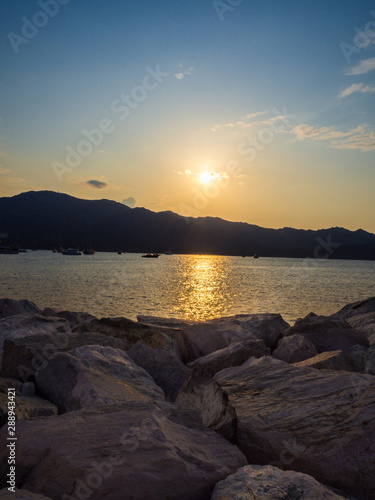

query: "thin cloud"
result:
(86, 180), (108, 189)
(175, 169), (193, 176)
(291, 123), (375, 151)
(346, 57), (375, 75)
(174, 66), (194, 80)
(0, 166), (10, 174)
(211, 111), (269, 131)
(122, 197), (136, 208)
(339, 83), (375, 98)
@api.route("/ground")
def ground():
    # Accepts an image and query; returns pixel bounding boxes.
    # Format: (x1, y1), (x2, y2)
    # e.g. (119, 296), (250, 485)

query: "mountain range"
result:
(0, 190), (374, 260)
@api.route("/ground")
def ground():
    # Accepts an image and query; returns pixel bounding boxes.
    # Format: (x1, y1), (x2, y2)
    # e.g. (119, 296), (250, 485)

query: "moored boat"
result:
(141, 253), (159, 258)
(62, 248), (82, 256)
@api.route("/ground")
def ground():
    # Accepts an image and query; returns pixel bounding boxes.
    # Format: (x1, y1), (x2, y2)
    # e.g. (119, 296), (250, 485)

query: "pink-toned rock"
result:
(292, 350), (359, 372)
(0, 401), (248, 500)
(215, 356), (375, 499)
(211, 465), (349, 499)
(0, 299), (41, 319)
(273, 334), (318, 363)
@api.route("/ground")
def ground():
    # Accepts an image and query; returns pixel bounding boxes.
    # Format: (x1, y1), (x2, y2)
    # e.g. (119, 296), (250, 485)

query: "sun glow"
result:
(200, 172), (213, 184)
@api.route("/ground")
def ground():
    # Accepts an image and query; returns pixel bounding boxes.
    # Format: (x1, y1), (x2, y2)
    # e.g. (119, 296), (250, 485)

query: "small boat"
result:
(83, 249), (96, 255)
(165, 250), (173, 255)
(0, 246), (19, 254)
(62, 248), (82, 256)
(253, 254), (259, 259)
(141, 253), (159, 258)
(117, 251), (123, 255)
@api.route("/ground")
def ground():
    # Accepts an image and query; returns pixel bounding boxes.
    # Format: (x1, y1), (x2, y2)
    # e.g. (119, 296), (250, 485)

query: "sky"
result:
(0, 0), (375, 232)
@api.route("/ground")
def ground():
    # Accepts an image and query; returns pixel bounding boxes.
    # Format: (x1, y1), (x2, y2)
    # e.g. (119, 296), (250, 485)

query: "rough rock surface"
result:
(211, 465), (350, 500)
(284, 314), (368, 353)
(1, 331), (125, 381)
(0, 402), (248, 500)
(0, 314), (71, 369)
(0, 299), (41, 319)
(42, 307), (96, 328)
(0, 378), (57, 427)
(273, 334), (318, 363)
(0, 489), (53, 499)
(188, 339), (267, 376)
(79, 316), (182, 359)
(215, 356), (375, 499)
(127, 342), (189, 401)
(176, 368), (237, 442)
(35, 345), (165, 413)
(364, 345), (375, 375)
(138, 313), (289, 360)
(292, 350), (360, 372)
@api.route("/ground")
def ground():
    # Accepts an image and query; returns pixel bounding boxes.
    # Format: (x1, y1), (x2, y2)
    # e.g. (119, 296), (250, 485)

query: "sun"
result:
(200, 172), (213, 184)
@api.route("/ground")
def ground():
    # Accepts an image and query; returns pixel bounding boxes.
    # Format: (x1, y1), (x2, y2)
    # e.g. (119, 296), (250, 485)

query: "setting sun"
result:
(200, 172), (213, 184)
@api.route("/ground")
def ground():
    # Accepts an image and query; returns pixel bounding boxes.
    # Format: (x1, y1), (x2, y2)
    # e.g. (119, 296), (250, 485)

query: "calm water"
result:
(0, 251), (374, 325)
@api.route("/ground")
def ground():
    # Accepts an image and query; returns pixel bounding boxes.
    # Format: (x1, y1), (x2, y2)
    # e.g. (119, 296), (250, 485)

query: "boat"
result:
(165, 250), (173, 255)
(253, 254), (259, 259)
(117, 251), (123, 255)
(141, 253), (159, 258)
(62, 248), (82, 256)
(0, 246), (19, 254)
(83, 248), (96, 255)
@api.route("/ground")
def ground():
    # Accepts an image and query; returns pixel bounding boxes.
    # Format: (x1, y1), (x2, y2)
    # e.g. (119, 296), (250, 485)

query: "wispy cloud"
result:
(175, 169), (193, 176)
(86, 179), (108, 189)
(346, 57), (375, 75)
(210, 111), (269, 131)
(0, 166), (10, 174)
(291, 123), (375, 151)
(174, 66), (194, 80)
(338, 82), (375, 98)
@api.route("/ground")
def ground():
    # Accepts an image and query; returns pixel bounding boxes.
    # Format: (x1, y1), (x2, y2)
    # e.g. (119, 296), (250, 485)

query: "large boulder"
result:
(273, 334), (318, 363)
(284, 314), (368, 353)
(138, 314), (289, 361)
(42, 307), (96, 328)
(344, 312), (375, 346)
(127, 342), (189, 402)
(292, 350), (360, 372)
(1, 331), (125, 382)
(188, 339), (267, 376)
(0, 378), (57, 427)
(0, 315), (71, 370)
(176, 368), (237, 442)
(215, 356), (375, 499)
(35, 345), (165, 413)
(334, 296), (375, 320)
(211, 465), (350, 500)
(0, 401), (248, 500)
(0, 299), (41, 319)
(79, 316), (182, 359)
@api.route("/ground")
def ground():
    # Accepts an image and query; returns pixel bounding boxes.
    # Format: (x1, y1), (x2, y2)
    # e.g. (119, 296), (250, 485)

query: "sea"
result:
(0, 251), (374, 326)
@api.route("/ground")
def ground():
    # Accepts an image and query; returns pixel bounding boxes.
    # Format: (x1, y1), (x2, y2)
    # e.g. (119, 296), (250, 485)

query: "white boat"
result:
(62, 248), (82, 256)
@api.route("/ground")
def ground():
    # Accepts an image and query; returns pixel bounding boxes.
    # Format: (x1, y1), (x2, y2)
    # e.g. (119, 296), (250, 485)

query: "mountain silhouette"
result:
(0, 190), (374, 259)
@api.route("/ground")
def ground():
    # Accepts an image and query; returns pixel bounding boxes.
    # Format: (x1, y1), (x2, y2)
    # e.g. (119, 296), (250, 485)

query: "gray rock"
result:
(42, 307), (96, 328)
(138, 313), (289, 361)
(176, 368), (237, 442)
(188, 339), (267, 376)
(215, 356), (375, 499)
(345, 313), (375, 345)
(273, 334), (318, 363)
(292, 350), (359, 372)
(334, 296), (375, 319)
(284, 314), (368, 353)
(211, 465), (350, 500)
(0, 489), (53, 499)
(0, 314), (71, 371)
(0, 377), (57, 427)
(35, 345), (165, 413)
(127, 342), (189, 402)
(364, 345), (375, 375)
(79, 316), (182, 359)
(0, 401), (248, 500)
(1, 331), (125, 382)
(346, 344), (367, 372)
(0, 299), (41, 319)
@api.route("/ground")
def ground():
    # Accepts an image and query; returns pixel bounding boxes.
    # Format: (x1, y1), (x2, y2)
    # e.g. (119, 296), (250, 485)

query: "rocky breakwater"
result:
(0, 297), (374, 499)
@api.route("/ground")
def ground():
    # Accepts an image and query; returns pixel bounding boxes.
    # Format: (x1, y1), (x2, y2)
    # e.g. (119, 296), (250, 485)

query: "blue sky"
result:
(1, 0), (374, 232)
